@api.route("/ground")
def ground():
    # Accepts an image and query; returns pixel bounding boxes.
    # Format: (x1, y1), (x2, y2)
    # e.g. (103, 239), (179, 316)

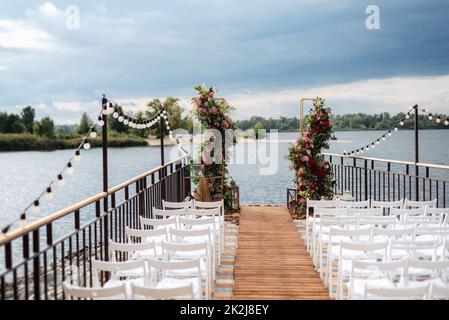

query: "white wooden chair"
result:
(371, 199), (404, 216)
(306, 199), (342, 252)
(403, 215), (443, 227)
(371, 227), (415, 242)
(146, 258), (204, 299)
(64, 282), (128, 300)
(348, 259), (407, 300)
(390, 207), (426, 224)
(109, 241), (157, 261)
(140, 216), (177, 230)
(153, 208), (187, 219)
(364, 283), (429, 300)
(169, 227), (212, 246)
(348, 208), (383, 217)
(389, 239), (440, 261)
(125, 227), (169, 250)
(405, 259), (449, 288)
(404, 199), (437, 209)
(193, 201), (225, 253)
(163, 200), (193, 210)
(357, 216), (398, 228)
(130, 282), (194, 300)
(92, 259), (149, 288)
(340, 199), (370, 209)
(336, 241), (389, 299)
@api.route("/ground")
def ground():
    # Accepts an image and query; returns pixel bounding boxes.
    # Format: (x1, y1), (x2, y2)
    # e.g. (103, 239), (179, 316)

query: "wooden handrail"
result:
(322, 152), (449, 170)
(0, 154), (189, 246)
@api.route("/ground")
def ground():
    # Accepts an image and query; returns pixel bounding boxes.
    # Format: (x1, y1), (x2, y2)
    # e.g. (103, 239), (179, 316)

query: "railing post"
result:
(364, 159), (368, 201)
(101, 96), (109, 264)
(32, 229), (40, 300)
(160, 113), (166, 201)
(414, 105), (419, 201)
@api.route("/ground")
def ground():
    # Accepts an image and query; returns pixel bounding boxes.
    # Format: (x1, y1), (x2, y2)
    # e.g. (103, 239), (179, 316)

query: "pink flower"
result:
(304, 130), (310, 136)
(306, 149), (312, 155)
(302, 155), (310, 162)
(204, 102), (209, 107)
(304, 137), (311, 143)
(211, 107), (218, 114)
(223, 120), (230, 129)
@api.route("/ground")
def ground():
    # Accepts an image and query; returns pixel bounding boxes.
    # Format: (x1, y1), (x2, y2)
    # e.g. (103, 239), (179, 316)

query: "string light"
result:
(90, 128), (97, 138)
(67, 162), (74, 175)
(83, 139), (91, 150)
(19, 213), (27, 228)
(436, 116), (441, 124)
(46, 187), (53, 200)
(97, 116), (105, 127)
(32, 200), (40, 214)
(445, 118), (449, 126)
(57, 174), (65, 187)
(75, 150), (81, 161)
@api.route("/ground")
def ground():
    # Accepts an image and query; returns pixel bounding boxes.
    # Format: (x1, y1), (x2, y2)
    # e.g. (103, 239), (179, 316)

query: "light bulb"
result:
(90, 131), (97, 138)
(67, 163), (74, 175)
(376, 140), (380, 145)
(388, 131), (392, 137)
(394, 127), (399, 131)
(97, 116), (105, 126)
(113, 112), (119, 119)
(83, 142), (91, 150)
(19, 214), (27, 227)
(57, 174), (65, 187)
(118, 116), (124, 122)
(400, 121), (404, 126)
(445, 119), (449, 126)
(428, 114), (433, 120)
(436, 117), (441, 123)
(102, 108), (108, 115)
(146, 122), (151, 128)
(32, 200), (41, 214)
(169, 130), (173, 135)
(366, 147), (369, 151)
(406, 114), (410, 119)
(46, 187), (53, 200)
(123, 119), (129, 125)
(382, 137), (386, 141)
(157, 116), (161, 121)
(371, 144), (375, 149)
(75, 150), (81, 161)
(166, 126), (171, 130)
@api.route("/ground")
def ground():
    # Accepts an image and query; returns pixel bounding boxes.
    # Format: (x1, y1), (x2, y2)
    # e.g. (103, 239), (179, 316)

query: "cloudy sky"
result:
(1, 0), (449, 123)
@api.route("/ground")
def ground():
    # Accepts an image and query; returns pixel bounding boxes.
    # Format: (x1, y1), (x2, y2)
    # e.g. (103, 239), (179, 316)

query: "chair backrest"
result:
(131, 283), (194, 300)
(404, 215), (443, 226)
(429, 283), (449, 300)
(319, 216), (358, 227)
(391, 207), (427, 217)
(179, 216), (216, 227)
(140, 216), (177, 229)
(161, 241), (210, 260)
(194, 200), (224, 209)
(126, 227), (168, 243)
(371, 199), (404, 209)
(404, 199), (437, 209)
(348, 208), (383, 217)
(314, 207), (349, 217)
(163, 200), (193, 210)
(109, 241), (156, 261)
(407, 258), (449, 281)
(371, 227), (415, 240)
(389, 239), (439, 260)
(357, 215), (398, 227)
(153, 208), (186, 218)
(364, 284), (429, 300)
(339, 240), (389, 256)
(426, 208), (449, 218)
(187, 208), (221, 218)
(92, 259), (147, 285)
(350, 259), (407, 299)
(340, 200), (370, 209)
(169, 227), (212, 243)
(64, 282), (127, 300)
(415, 226), (449, 238)
(329, 226), (372, 240)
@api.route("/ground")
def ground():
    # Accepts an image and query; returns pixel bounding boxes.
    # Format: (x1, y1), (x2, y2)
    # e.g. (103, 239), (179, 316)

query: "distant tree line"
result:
(235, 112), (449, 132)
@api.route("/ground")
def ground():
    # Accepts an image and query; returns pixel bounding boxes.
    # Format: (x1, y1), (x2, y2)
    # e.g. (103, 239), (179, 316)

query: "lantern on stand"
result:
(229, 179), (240, 213)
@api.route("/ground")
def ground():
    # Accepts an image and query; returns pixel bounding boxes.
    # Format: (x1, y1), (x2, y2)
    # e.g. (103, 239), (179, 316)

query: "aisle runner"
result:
(213, 222), (239, 299)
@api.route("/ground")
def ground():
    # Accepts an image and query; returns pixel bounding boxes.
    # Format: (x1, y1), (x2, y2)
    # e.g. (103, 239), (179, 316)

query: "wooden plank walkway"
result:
(233, 206), (329, 300)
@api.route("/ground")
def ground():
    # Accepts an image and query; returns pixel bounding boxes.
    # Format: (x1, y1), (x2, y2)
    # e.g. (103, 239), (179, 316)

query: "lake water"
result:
(0, 130), (448, 227)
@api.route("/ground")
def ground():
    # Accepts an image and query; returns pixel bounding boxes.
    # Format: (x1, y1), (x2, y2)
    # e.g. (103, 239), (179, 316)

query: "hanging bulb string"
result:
(344, 105), (448, 156)
(344, 107), (415, 156)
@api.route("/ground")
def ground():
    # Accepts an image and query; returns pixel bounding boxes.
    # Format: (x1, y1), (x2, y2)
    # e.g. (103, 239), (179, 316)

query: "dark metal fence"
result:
(324, 153), (449, 207)
(0, 155), (190, 300)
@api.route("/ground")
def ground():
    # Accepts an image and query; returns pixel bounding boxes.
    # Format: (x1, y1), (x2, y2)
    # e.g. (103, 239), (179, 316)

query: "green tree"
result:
(146, 97), (186, 138)
(21, 106), (35, 133)
(77, 113), (93, 135)
(253, 121), (264, 139)
(34, 117), (55, 138)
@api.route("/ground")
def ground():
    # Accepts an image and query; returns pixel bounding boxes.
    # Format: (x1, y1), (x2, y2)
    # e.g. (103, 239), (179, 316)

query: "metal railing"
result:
(324, 153), (449, 207)
(0, 154), (190, 300)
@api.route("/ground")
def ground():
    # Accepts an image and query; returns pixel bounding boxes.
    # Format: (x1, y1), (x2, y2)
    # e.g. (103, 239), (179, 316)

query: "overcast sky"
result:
(1, 0), (449, 123)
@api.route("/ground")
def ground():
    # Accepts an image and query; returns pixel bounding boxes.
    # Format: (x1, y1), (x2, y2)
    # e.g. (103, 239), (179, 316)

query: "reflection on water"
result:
(0, 130), (448, 226)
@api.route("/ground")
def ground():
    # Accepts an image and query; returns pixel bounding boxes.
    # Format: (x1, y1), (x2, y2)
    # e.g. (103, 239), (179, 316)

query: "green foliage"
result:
(34, 116), (55, 138)
(0, 133), (147, 151)
(77, 113), (93, 135)
(286, 97), (336, 215)
(108, 105), (129, 134)
(0, 112), (26, 133)
(253, 122), (264, 139)
(21, 106), (35, 134)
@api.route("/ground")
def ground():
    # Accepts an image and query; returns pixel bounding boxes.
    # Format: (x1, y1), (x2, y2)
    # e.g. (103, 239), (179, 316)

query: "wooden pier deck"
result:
(233, 206), (329, 300)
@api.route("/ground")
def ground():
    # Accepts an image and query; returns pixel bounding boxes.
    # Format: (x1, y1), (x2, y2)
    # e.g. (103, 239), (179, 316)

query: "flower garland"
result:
(286, 97), (335, 216)
(191, 84), (235, 212)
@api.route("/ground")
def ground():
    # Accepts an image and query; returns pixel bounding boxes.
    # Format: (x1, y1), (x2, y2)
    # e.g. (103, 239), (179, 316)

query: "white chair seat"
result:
(408, 277), (446, 288)
(130, 249), (157, 260)
(104, 277), (148, 298)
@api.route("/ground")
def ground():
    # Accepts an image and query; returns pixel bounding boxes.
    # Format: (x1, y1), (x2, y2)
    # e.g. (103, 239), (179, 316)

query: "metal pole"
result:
(414, 104), (419, 201)
(101, 95), (109, 263)
(160, 111), (166, 201)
